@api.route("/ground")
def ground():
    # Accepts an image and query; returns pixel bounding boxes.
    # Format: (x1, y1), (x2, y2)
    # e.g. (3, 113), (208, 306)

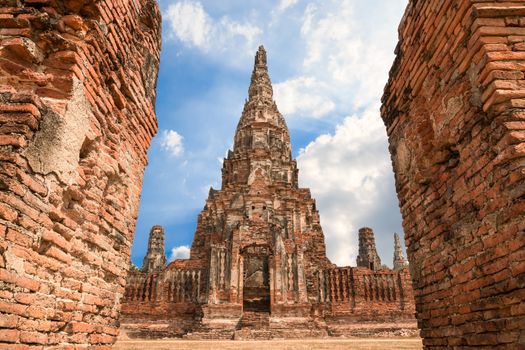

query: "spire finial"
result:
(248, 45), (272, 101)
(255, 45), (267, 67)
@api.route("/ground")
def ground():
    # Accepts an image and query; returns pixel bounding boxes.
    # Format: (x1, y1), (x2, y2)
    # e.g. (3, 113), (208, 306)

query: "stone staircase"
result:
(238, 311), (270, 328)
(233, 311), (272, 340)
(268, 316), (328, 339)
(184, 312), (329, 340)
(183, 318), (238, 340)
(183, 326), (235, 340)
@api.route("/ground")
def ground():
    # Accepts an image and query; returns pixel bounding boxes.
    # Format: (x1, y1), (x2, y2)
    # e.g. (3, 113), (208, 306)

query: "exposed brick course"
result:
(0, 0), (161, 348)
(382, 1), (525, 348)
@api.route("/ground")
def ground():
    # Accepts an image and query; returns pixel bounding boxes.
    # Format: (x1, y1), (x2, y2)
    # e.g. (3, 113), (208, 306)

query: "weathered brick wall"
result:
(121, 267), (206, 339)
(0, 0), (160, 347)
(121, 265), (418, 339)
(317, 267), (414, 315)
(382, 1), (525, 348)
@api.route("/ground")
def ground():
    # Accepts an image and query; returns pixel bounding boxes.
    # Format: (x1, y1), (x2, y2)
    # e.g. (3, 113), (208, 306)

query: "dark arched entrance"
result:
(242, 246), (270, 312)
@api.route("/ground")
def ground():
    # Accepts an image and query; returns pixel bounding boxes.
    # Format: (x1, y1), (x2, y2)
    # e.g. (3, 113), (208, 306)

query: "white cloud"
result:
(277, 0), (299, 13)
(218, 18), (262, 50)
(274, 76), (335, 118)
(274, 0), (406, 118)
(161, 130), (184, 157)
(164, 1), (211, 48)
(169, 245), (191, 261)
(164, 1), (262, 55)
(297, 105), (392, 266)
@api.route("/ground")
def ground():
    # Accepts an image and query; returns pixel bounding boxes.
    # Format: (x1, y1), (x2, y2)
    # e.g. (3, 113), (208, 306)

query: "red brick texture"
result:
(0, 0), (160, 347)
(382, 1), (525, 349)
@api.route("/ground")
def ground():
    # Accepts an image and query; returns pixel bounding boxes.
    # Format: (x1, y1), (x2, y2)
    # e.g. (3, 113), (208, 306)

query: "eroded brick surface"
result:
(382, 1), (525, 348)
(120, 47), (416, 340)
(0, 0), (161, 347)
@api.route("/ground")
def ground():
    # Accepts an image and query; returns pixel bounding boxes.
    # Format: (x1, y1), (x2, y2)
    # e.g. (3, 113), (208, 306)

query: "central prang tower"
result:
(189, 46), (331, 316)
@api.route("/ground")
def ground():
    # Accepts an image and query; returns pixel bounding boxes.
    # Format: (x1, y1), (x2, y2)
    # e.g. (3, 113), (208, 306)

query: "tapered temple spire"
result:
(393, 232), (408, 271)
(226, 45), (296, 188)
(356, 227), (382, 271)
(255, 45), (267, 66)
(248, 45), (273, 101)
(142, 225), (167, 273)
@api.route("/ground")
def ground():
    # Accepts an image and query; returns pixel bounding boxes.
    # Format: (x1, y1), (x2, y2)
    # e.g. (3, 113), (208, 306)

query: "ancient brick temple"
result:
(121, 47), (416, 340)
(382, 0), (525, 348)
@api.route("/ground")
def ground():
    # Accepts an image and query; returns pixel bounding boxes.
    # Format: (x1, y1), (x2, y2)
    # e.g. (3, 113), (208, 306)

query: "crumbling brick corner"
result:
(0, 0), (161, 347)
(382, 1), (525, 349)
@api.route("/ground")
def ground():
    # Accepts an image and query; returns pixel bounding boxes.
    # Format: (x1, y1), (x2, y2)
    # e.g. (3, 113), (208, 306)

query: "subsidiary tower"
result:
(142, 225), (167, 273)
(393, 232), (408, 271)
(356, 227), (382, 271)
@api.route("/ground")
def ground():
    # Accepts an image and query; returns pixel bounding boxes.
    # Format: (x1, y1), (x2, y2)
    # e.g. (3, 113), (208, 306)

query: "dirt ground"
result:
(114, 338), (423, 350)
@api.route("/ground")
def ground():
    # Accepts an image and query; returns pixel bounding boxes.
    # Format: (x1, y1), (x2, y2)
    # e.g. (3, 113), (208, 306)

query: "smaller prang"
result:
(142, 225), (167, 273)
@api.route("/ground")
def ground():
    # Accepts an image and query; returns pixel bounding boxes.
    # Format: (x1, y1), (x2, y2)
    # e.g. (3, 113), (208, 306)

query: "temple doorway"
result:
(242, 255), (270, 312)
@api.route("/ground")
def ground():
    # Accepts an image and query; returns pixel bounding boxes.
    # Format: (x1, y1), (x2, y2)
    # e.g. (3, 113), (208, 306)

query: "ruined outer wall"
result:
(121, 267), (204, 339)
(382, 1), (525, 348)
(317, 267), (414, 320)
(120, 264), (417, 339)
(0, 0), (160, 347)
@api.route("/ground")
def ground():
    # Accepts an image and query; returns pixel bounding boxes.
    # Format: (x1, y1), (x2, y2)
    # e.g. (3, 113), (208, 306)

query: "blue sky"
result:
(132, 0), (409, 268)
